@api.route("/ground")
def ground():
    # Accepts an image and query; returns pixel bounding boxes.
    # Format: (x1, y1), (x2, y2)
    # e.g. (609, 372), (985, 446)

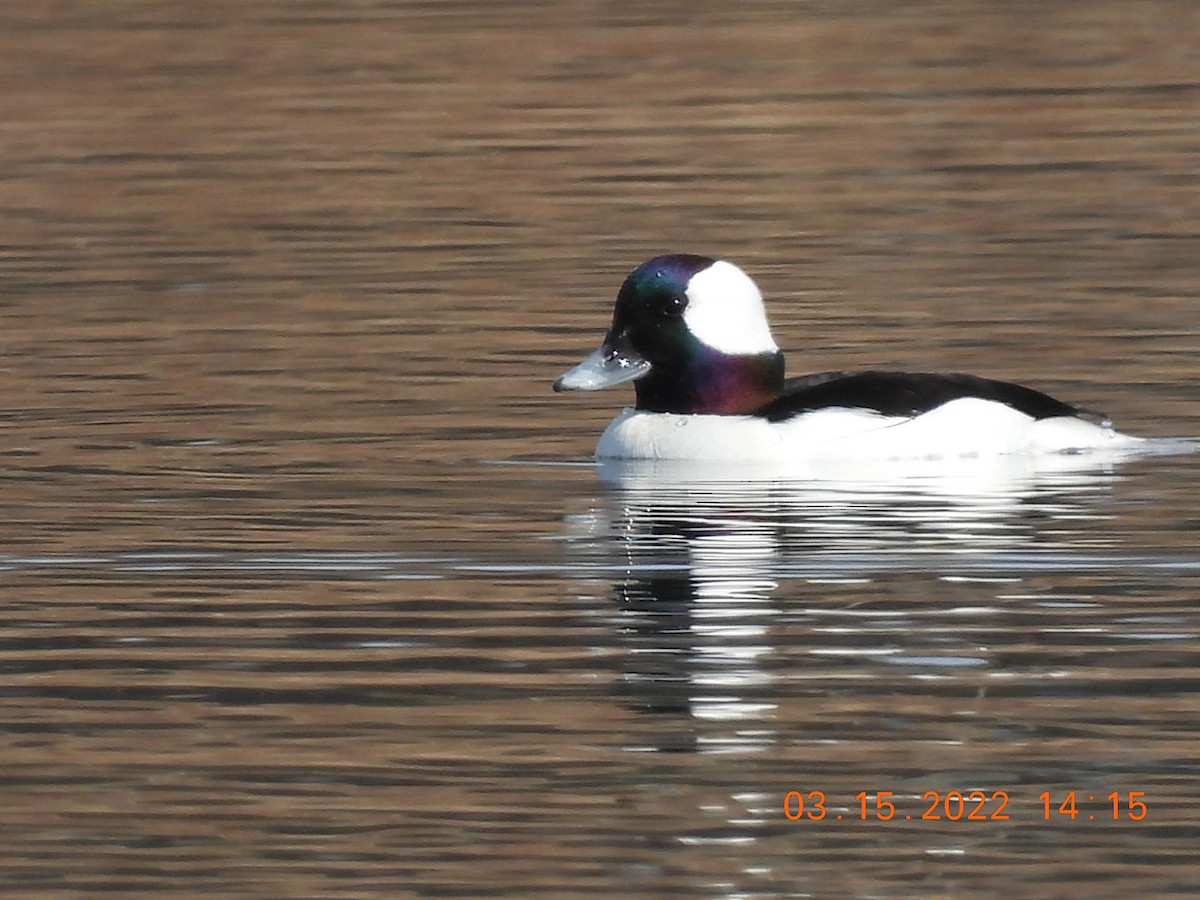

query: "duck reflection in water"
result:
(569, 456), (1134, 755)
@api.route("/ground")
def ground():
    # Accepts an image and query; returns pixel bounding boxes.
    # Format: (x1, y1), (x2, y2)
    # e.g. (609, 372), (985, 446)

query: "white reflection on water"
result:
(587, 451), (1128, 571)
(685, 528), (780, 744)
(568, 445), (1198, 756)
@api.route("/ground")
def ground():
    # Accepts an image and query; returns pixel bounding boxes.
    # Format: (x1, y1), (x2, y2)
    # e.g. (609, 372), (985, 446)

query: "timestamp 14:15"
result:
(1041, 791), (1147, 820)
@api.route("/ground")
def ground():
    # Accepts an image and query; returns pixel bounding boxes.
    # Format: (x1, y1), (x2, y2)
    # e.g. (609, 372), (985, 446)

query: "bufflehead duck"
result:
(554, 254), (1141, 461)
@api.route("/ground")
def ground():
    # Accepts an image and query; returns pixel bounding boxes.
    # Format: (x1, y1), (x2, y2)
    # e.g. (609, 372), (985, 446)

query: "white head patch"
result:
(682, 260), (779, 355)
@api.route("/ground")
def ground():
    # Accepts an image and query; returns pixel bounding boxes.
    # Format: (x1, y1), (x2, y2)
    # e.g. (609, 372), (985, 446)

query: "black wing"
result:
(755, 370), (1096, 422)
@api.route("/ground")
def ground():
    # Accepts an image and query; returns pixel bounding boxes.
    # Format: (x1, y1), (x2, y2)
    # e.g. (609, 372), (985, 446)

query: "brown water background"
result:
(2, 1), (1200, 897)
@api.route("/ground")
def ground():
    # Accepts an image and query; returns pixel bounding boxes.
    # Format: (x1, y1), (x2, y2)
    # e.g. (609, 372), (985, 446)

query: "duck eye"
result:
(664, 295), (687, 317)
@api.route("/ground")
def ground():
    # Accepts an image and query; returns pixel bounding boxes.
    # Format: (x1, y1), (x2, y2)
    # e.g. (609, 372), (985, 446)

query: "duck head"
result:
(554, 254), (785, 415)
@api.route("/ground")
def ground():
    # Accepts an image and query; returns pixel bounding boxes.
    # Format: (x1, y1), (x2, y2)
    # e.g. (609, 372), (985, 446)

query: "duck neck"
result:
(634, 349), (785, 415)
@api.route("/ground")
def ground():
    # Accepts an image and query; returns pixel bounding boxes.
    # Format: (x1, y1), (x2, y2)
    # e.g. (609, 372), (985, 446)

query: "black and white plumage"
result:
(554, 254), (1138, 462)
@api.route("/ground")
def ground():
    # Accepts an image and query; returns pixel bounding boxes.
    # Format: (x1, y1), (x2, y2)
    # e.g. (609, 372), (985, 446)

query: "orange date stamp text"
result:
(783, 790), (1148, 823)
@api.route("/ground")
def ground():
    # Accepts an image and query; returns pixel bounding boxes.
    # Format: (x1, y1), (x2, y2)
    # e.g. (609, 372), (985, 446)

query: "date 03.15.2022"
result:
(783, 790), (1148, 822)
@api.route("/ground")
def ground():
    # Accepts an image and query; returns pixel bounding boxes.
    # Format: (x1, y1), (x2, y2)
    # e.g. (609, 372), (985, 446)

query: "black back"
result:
(754, 370), (1094, 422)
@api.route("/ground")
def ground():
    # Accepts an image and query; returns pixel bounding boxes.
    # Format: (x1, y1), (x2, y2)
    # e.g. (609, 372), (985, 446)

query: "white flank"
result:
(594, 398), (1145, 464)
(682, 260), (778, 355)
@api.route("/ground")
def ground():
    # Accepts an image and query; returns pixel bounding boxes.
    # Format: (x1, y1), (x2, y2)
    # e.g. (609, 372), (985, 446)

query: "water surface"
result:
(2, 1), (1200, 897)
